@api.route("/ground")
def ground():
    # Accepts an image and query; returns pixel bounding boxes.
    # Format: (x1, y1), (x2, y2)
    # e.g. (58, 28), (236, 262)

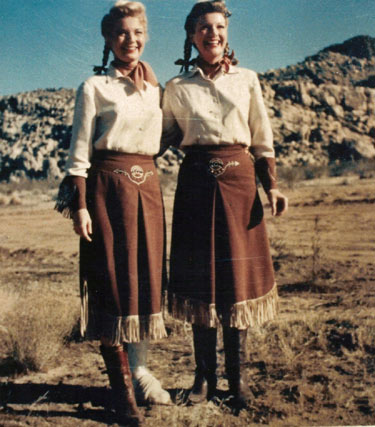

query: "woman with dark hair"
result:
(163, 0), (288, 409)
(56, 1), (170, 424)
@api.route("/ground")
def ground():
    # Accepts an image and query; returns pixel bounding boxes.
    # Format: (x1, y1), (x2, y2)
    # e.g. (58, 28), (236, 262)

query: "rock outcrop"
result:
(0, 35), (374, 181)
(0, 89), (75, 181)
(259, 35), (375, 166)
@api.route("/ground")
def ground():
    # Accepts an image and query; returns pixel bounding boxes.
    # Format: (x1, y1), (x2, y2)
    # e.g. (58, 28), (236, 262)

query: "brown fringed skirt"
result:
(169, 145), (278, 330)
(80, 150), (167, 344)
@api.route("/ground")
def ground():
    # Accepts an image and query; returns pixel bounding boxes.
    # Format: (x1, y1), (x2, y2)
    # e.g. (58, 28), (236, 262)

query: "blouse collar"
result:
(186, 63), (239, 79)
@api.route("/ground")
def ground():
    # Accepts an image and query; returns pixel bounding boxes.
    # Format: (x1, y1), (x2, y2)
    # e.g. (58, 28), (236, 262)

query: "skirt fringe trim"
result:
(169, 283), (279, 330)
(106, 313), (168, 345)
(80, 281), (167, 344)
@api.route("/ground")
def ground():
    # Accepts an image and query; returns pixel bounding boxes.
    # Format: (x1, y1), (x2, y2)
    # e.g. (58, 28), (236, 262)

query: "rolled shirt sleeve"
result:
(65, 81), (96, 178)
(248, 72), (275, 160)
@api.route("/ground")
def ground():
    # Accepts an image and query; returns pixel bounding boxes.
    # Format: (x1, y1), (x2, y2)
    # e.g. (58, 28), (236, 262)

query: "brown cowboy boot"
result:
(223, 327), (252, 409)
(100, 344), (145, 425)
(188, 325), (217, 404)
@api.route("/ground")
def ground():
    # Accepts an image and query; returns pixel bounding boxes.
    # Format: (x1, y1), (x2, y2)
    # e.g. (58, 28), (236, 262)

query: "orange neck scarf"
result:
(195, 51), (234, 77)
(112, 60), (158, 90)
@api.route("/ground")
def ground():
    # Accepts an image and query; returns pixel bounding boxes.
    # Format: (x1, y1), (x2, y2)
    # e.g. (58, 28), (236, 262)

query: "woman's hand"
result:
(72, 208), (92, 242)
(267, 189), (288, 217)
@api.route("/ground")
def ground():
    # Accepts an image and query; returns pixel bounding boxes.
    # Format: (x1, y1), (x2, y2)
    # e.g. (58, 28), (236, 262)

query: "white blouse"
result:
(162, 65), (275, 160)
(66, 64), (162, 177)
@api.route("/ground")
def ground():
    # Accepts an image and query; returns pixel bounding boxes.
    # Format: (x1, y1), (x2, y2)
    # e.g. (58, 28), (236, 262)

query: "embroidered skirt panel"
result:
(169, 145), (278, 329)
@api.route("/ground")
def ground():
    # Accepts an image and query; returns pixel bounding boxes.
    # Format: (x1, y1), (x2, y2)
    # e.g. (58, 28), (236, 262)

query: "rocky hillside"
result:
(0, 35), (374, 181)
(0, 89), (75, 181)
(259, 35), (375, 166)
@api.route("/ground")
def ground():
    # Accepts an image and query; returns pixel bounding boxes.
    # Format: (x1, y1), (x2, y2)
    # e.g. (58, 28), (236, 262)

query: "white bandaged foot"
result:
(133, 366), (172, 405)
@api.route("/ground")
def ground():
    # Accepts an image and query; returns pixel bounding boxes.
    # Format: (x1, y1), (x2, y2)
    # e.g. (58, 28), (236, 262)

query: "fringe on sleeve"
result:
(54, 175), (87, 218)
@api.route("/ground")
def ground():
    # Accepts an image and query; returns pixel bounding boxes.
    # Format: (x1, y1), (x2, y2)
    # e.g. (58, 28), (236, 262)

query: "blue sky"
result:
(1, 0), (375, 95)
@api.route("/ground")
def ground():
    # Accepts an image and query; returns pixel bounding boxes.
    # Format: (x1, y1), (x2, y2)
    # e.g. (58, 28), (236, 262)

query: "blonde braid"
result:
(93, 44), (111, 75)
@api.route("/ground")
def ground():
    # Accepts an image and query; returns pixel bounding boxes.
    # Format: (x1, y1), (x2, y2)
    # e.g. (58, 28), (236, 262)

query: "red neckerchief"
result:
(112, 60), (158, 90)
(196, 51), (235, 76)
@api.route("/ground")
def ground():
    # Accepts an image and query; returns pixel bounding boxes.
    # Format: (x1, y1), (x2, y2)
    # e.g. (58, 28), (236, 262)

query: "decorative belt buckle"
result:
(114, 165), (153, 185)
(208, 158), (239, 177)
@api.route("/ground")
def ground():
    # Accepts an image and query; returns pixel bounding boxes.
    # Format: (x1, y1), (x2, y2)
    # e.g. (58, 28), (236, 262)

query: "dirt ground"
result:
(0, 176), (374, 426)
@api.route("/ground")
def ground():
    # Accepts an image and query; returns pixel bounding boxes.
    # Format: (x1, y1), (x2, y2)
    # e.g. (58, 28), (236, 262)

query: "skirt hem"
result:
(169, 283), (278, 330)
(80, 281), (167, 344)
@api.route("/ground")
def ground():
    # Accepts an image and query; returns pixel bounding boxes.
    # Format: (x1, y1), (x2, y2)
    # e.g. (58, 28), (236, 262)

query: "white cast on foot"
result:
(133, 366), (172, 405)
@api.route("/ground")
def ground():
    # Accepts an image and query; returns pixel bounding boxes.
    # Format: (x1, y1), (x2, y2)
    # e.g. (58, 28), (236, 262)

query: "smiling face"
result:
(190, 12), (228, 64)
(106, 16), (146, 65)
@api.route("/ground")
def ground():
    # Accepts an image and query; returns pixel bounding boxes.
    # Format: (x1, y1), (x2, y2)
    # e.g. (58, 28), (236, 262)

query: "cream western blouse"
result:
(66, 64), (162, 177)
(162, 64), (274, 160)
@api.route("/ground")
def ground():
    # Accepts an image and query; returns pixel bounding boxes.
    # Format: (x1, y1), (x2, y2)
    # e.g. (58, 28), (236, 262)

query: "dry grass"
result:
(310, 215), (322, 284)
(1, 288), (79, 374)
(0, 192), (22, 206)
(245, 305), (375, 425)
(0, 177), (59, 194)
(0, 172), (375, 425)
(0, 244), (79, 376)
(278, 158), (375, 189)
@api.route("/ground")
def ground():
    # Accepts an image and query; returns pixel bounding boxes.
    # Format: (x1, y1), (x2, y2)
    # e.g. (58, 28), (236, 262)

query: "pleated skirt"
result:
(169, 145), (278, 330)
(80, 150), (167, 344)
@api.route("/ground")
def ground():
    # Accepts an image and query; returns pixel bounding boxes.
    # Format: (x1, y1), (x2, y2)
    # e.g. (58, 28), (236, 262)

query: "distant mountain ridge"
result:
(323, 35), (375, 60)
(0, 35), (374, 181)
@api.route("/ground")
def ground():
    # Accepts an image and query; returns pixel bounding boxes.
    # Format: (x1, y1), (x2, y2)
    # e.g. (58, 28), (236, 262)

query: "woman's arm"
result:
(65, 81), (96, 177)
(55, 81), (96, 239)
(72, 208), (92, 242)
(248, 72), (288, 216)
(248, 72), (274, 160)
(254, 157), (288, 216)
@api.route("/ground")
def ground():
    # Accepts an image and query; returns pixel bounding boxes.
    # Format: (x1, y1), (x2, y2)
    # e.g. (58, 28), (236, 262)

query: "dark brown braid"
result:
(224, 42), (238, 66)
(174, 1), (237, 72)
(93, 44), (111, 75)
(175, 38), (195, 73)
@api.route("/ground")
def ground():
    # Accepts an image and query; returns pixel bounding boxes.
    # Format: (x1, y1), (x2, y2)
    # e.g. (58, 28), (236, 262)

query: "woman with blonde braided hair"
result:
(163, 0), (288, 409)
(56, 1), (171, 424)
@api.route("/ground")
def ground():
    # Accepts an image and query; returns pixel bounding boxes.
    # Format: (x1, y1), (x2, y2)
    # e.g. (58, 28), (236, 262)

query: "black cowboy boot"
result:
(188, 325), (217, 403)
(205, 327), (218, 401)
(223, 327), (252, 408)
(100, 345), (145, 425)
